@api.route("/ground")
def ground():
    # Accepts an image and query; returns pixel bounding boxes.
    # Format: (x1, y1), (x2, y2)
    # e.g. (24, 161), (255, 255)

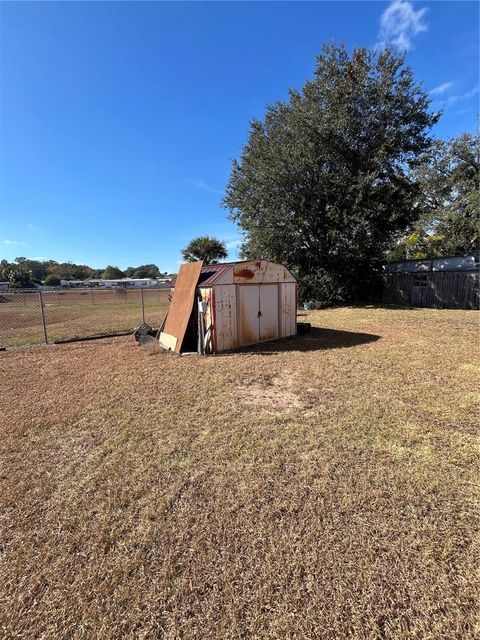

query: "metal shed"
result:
(198, 260), (297, 353)
(160, 260), (297, 353)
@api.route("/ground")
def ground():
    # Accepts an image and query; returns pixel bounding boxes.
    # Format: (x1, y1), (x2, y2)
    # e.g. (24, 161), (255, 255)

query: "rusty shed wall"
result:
(279, 283), (297, 338)
(213, 285), (238, 352)
(200, 285), (239, 352)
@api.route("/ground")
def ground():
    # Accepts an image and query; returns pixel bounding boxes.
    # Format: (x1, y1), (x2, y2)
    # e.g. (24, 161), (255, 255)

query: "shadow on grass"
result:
(227, 327), (381, 355)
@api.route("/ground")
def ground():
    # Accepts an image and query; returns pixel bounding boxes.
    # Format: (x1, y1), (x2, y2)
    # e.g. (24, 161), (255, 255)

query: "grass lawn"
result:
(0, 306), (478, 639)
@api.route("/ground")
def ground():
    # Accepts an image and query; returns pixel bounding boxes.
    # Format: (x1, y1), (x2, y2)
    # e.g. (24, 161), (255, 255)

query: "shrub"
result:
(44, 275), (61, 287)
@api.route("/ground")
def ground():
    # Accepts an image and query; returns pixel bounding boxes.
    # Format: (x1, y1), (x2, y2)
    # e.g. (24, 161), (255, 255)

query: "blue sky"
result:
(0, 1), (478, 273)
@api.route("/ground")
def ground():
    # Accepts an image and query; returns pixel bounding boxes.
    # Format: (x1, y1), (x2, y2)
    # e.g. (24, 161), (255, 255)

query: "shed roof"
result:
(198, 263), (234, 286)
(197, 260), (296, 287)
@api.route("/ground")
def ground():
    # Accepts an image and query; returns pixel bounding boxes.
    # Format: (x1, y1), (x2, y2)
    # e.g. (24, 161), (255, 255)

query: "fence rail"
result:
(0, 287), (171, 348)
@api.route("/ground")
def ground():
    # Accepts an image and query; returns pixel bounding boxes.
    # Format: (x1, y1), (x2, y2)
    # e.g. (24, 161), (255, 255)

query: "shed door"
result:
(238, 285), (279, 346)
(238, 285), (259, 346)
(411, 278), (427, 307)
(259, 284), (278, 342)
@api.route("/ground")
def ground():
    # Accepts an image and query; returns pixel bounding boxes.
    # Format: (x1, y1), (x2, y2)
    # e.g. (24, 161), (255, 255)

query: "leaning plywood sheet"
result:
(162, 261), (203, 353)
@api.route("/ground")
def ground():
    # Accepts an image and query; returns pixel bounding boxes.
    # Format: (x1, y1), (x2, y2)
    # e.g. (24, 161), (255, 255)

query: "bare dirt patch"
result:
(236, 372), (309, 412)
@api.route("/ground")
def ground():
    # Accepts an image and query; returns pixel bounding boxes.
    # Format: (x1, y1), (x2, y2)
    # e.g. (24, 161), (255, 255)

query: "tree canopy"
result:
(411, 133), (478, 256)
(181, 236), (228, 265)
(101, 266), (126, 280)
(0, 259), (35, 288)
(0, 258), (167, 287)
(223, 43), (439, 301)
(130, 264), (162, 279)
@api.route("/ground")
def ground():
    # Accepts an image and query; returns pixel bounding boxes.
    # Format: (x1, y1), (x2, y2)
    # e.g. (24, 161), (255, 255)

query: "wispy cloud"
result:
(26, 223), (35, 229)
(192, 180), (223, 195)
(455, 85), (480, 101)
(433, 85), (479, 108)
(430, 82), (453, 96)
(225, 239), (242, 250)
(377, 0), (428, 51)
(2, 239), (26, 245)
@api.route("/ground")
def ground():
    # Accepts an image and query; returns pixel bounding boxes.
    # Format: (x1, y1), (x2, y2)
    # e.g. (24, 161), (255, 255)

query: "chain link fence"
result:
(0, 287), (171, 348)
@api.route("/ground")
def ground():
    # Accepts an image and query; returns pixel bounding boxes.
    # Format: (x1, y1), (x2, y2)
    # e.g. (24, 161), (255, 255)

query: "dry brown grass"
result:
(0, 306), (479, 639)
(0, 289), (170, 347)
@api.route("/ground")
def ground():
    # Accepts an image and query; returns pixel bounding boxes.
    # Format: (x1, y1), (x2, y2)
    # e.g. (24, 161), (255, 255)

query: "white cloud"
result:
(2, 239), (26, 245)
(225, 239), (242, 250)
(441, 85), (479, 106)
(192, 180), (223, 195)
(26, 223), (35, 229)
(462, 85), (480, 100)
(430, 82), (453, 96)
(378, 0), (428, 51)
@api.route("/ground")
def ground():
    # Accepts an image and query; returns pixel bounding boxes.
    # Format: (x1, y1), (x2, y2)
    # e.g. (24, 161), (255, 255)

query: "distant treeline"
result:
(0, 258), (172, 288)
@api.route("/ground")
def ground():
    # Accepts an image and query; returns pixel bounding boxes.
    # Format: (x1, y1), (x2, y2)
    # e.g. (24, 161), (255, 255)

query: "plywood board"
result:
(163, 261), (203, 353)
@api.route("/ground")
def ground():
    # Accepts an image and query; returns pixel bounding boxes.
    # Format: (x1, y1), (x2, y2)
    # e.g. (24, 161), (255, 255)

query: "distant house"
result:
(60, 277), (171, 289)
(0, 282), (10, 291)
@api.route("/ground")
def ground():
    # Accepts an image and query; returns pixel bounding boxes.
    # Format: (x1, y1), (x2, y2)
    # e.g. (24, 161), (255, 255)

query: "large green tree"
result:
(415, 133), (478, 256)
(388, 133), (480, 261)
(223, 43), (439, 301)
(181, 236), (227, 265)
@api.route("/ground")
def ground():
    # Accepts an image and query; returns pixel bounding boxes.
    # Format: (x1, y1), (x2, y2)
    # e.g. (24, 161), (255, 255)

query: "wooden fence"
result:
(382, 271), (479, 309)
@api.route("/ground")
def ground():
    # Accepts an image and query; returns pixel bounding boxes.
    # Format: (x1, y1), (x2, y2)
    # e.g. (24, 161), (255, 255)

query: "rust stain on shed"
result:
(262, 326), (278, 342)
(234, 267), (255, 280)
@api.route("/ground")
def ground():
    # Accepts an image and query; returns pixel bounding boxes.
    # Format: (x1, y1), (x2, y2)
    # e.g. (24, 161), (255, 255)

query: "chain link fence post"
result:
(90, 287), (95, 306)
(38, 290), (48, 344)
(140, 287), (145, 324)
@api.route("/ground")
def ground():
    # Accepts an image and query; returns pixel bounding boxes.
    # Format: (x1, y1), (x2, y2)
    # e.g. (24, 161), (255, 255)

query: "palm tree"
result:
(181, 236), (227, 265)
